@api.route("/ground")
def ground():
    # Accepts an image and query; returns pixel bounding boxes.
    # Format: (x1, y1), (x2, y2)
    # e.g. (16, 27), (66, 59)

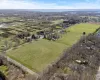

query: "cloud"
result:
(0, 0), (74, 9)
(0, 0), (100, 9)
(72, 2), (100, 9)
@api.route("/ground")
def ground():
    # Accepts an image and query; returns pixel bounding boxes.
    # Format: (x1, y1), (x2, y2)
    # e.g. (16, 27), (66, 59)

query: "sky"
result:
(0, 0), (100, 9)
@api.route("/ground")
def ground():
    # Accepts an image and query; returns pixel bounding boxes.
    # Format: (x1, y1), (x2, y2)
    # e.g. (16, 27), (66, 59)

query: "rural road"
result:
(0, 23), (7, 28)
(0, 24), (3, 28)
(96, 67), (100, 80)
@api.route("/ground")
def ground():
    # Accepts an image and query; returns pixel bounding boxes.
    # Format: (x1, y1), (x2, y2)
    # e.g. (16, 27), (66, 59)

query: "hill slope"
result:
(39, 34), (100, 80)
(7, 23), (100, 72)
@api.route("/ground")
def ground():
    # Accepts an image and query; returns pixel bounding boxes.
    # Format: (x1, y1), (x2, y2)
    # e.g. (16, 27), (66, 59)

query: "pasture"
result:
(7, 23), (100, 72)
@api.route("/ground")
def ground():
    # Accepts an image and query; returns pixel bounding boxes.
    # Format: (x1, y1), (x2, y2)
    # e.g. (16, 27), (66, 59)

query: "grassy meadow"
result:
(7, 39), (67, 72)
(7, 23), (100, 72)
(57, 23), (100, 46)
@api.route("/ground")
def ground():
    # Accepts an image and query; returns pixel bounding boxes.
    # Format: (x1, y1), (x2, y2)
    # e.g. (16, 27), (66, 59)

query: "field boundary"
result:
(0, 54), (39, 77)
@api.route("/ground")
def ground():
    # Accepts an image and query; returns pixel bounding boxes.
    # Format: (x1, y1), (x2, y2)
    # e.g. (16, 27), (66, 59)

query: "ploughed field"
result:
(7, 23), (100, 72)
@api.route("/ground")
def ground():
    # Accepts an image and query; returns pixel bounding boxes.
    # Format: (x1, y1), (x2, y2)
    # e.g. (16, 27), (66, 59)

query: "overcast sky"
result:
(0, 0), (100, 9)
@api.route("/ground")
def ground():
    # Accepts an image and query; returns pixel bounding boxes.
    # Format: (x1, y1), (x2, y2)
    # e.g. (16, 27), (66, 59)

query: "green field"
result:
(0, 17), (21, 22)
(7, 23), (100, 72)
(57, 23), (100, 46)
(7, 40), (67, 72)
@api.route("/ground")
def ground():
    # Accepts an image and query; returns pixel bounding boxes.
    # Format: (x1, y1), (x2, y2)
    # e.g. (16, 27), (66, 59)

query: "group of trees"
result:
(38, 34), (100, 80)
(44, 32), (60, 41)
